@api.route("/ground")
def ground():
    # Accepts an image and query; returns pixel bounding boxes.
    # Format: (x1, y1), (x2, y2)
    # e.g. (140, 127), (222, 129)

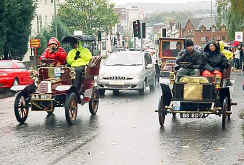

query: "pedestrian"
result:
(155, 60), (161, 83)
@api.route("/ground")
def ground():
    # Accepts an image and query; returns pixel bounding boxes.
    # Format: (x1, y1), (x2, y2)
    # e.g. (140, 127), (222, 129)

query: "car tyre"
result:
(65, 92), (78, 125)
(139, 81), (146, 95)
(89, 88), (99, 115)
(14, 92), (29, 124)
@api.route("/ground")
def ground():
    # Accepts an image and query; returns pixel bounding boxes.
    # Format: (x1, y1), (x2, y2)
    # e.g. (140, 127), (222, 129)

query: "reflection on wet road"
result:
(0, 73), (244, 165)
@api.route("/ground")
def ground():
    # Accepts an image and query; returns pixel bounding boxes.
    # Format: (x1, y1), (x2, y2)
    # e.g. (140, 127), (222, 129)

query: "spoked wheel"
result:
(65, 92), (78, 125)
(222, 97), (228, 129)
(89, 88), (100, 115)
(158, 96), (166, 127)
(14, 92), (29, 124)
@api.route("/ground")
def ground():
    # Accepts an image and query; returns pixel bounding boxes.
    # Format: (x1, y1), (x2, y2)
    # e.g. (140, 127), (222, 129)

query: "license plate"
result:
(109, 81), (124, 85)
(180, 113), (202, 118)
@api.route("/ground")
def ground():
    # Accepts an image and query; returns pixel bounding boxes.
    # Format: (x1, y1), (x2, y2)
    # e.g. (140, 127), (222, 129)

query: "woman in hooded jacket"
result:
(202, 41), (229, 78)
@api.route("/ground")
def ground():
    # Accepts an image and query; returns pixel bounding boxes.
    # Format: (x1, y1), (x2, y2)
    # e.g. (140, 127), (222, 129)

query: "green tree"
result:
(1, 0), (35, 60)
(58, 0), (118, 35)
(0, 0), (6, 58)
(217, 0), (244, 40)
(34, 17), (71, 56)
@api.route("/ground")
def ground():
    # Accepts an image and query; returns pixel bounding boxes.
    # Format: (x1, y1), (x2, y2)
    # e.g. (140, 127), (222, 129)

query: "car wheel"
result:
(149, 78), (156, 91)
(113, 90), (120, 96)
(99, 89), (105, 96)
(14, 92), (29, 124)
(13, 78), (19, 86)
(89, 88), (100, 115)
(65, 92), (78, 125)
(139, 81), (146, 95)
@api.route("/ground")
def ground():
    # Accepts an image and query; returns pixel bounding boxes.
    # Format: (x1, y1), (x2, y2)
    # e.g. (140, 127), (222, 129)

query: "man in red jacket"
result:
(40, 37), (67, 66)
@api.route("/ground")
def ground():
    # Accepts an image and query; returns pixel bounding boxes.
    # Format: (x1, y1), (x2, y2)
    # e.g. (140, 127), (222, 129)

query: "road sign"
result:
(235, 32), (243, 42)
(30, 39), (40, 48)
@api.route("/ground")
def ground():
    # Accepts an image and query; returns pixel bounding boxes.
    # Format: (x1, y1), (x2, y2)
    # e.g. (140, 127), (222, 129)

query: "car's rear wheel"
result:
(13, 78), (19, 86)
(222, 97), (228, 129)
(65, 92), (78, 125)
(14, 92), (29, 124)
(89, 88), (99, 115)
(158, 96), (166, 127)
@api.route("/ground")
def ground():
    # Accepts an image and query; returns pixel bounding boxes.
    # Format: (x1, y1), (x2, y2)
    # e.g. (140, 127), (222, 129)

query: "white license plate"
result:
(109, 81), (125, 85)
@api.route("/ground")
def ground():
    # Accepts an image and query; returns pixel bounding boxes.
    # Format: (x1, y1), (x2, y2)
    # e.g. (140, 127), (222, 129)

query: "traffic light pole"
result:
(140, 22), (143, 51)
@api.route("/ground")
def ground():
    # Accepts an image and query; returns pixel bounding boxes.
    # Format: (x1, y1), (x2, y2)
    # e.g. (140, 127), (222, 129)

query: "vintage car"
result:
(156, 61), (237, 129)
(11, 35), (101, 125)
(0, 60), (33, 88)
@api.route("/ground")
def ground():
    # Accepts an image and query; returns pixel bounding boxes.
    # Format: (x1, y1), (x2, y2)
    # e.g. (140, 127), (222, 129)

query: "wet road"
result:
(0, 73), (244, 165)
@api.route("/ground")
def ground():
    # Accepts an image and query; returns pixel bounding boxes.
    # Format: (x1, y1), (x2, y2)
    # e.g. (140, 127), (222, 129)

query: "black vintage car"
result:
(157, 63), (237, 129)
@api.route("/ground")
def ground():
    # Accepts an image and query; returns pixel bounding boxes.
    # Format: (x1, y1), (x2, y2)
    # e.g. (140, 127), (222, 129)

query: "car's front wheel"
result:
(139, 81), (146, 95)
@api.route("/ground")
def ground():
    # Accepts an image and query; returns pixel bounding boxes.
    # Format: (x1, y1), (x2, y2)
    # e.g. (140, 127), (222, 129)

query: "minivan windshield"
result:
(104, 52), (143, 66)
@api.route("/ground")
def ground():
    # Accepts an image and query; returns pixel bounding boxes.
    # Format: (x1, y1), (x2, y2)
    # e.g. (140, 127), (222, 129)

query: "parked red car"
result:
(0, 60), (34, 88)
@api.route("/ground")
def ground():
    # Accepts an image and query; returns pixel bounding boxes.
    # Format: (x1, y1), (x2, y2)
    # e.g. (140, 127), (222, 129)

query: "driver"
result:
(66, 39), (92, 104)
(176, 39), (204, 79)
(40, 37), (67, 66)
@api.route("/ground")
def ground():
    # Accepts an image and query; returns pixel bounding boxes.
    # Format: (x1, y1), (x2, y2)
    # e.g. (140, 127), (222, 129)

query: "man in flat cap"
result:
(176, 39), (204, 80)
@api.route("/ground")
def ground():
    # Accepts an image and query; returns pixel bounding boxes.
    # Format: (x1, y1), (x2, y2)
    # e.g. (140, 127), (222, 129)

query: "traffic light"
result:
(162, 28), (166, 38)
(141, 22), (146, 39)
(133, 20), (141, 37)
(113, 37), (117, 46)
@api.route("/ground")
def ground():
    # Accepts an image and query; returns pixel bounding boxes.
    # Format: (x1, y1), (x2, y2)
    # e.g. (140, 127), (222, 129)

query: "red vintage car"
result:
(0, 60), (34, 88)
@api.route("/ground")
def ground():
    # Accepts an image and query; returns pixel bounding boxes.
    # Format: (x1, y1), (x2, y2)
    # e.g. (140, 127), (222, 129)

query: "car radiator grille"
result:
(39, 81), (49, 94)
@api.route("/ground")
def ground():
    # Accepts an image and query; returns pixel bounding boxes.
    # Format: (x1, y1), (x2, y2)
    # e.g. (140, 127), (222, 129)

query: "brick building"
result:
(182, 18), (228, 47)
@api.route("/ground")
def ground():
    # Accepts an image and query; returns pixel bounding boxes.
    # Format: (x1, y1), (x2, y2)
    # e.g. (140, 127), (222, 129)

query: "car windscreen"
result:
(0, 61), (13, 68)
(104, 54), (143, 66)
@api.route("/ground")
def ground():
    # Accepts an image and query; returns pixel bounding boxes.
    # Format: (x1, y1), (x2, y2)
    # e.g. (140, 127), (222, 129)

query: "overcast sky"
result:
(113, 0), (212, 5)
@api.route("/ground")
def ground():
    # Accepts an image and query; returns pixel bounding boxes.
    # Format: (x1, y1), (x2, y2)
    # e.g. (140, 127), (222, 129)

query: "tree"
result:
(2, 0), (35, 60)
(217, 0), (244, 40)
(58, 0), (118, 35)
(0, 0), (6, 58)
(34, 17), (72, 56)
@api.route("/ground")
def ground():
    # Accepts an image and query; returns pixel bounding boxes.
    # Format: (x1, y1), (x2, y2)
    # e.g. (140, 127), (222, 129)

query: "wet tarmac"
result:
(0, 73), (244, 165)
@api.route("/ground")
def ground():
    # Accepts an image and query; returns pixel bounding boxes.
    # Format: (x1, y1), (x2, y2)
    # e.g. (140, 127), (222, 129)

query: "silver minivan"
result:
(97, 51), (156, 95)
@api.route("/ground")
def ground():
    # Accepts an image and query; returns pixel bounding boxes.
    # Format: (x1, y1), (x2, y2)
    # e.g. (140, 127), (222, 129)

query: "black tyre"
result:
(14, 92), (29, 124)
(13, 78), (19, 86)
(222, 97), (228, 129)
(113, 90), (120, 96)
(149, 78), (156, 92)
(89, 88), (100, 115)
(99, 89), (105, 96)
(65, 92), (78, 125)
(158, 96), (166, 127)
(139, 81), (146, 95)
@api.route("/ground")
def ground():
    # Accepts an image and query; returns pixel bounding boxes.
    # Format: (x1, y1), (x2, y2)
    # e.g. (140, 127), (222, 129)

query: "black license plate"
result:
(180, 113), (203, 118)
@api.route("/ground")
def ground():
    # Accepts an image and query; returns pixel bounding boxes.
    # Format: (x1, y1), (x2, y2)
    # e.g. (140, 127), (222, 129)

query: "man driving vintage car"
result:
(40, 37), (67, 66)
(176, 39), (204, 80)
(66, 39), (93, 103)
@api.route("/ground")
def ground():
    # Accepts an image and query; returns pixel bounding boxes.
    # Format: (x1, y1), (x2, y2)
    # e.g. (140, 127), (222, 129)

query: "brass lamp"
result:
(169, 72), (176, 84)
(215, 75), (221, 89)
